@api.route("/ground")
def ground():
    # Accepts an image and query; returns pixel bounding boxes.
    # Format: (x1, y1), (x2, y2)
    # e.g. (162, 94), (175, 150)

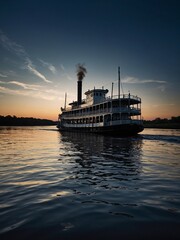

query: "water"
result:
(0, 127), (180, 239)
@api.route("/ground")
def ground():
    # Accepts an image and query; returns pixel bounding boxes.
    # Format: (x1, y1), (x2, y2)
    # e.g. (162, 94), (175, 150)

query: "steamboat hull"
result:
(57, 124), (144, 137)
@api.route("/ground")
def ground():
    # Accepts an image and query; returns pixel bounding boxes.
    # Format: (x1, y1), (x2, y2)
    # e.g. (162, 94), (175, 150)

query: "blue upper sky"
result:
(0, 0), (180, 120)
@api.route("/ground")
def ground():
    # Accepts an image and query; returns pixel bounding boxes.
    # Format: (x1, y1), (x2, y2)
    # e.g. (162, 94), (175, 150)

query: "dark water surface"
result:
(0, 127), (180, 239)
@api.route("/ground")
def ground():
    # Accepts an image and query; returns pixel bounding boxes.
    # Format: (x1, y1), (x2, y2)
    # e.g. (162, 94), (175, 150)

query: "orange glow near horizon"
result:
(0, 80), (180, 121)
(0, 92), (179, 121)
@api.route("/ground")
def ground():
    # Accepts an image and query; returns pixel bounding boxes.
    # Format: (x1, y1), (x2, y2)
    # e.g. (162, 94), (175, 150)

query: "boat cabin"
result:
(85, 88), (108, 105)
(69, 88), (108, 108)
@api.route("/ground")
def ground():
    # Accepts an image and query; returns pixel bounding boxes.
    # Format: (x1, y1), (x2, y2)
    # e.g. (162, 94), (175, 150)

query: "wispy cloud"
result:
(59, 64), (73, 80)
(65, 74), (73, 81)
(0, 86), (25, 97)
(122, 76), (166, 84)
(157, 85), (166, 92)
(0, 80), (42, 90)
(26, 59), (51, 83)
(12, 82), (41, 90)
(0, 30), (51, 83)
(0, 70), (17, 78)
(0, 73), (7, 78)
(39, 59), (57, 74)
(60, 64), (65, 71)
(0, 30), (27, 58)
(0, 85), (55, 100)
(0, 80), (62, 100)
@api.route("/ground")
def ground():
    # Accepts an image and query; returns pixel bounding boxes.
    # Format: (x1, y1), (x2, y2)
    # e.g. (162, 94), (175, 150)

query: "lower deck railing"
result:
(62, 119), (143, 128)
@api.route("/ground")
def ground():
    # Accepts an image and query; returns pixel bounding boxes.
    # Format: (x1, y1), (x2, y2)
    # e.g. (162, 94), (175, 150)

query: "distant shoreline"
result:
(0, 115), (179, 129)
(144, 123), (180, 129)
(0, 115), (57, 126)
(143, 116), (180, 129)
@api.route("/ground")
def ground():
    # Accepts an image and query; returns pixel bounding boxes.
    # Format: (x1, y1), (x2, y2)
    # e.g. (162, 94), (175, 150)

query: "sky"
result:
(0, 0), (180, 120)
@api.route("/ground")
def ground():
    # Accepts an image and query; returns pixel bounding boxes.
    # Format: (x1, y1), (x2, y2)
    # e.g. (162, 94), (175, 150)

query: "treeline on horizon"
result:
(143, 116), (180, 129)
(0, 115), (57, 126)
(0, 115), (179, 128)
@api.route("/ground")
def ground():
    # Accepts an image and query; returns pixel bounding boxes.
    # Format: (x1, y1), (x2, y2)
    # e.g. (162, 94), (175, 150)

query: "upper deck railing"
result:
(62, 93), (141, 112)
(107, 94), (141, 101)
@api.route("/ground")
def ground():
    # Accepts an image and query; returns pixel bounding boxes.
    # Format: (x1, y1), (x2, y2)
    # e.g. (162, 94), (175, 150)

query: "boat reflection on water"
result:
(57, 132), (146, 239)
(59, 132), (143, 185)
(56, 132), (180, 240)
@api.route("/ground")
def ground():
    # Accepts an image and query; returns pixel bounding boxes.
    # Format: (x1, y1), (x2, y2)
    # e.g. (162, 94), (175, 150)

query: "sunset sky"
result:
(0, 0), (180, 120)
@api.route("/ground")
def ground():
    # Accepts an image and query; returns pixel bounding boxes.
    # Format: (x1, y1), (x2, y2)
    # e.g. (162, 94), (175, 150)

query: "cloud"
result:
(59, 64), (72, 80)
(0, 86), (23, 96)
(0, 79), (61, 101)
(0, 73), (7, 78)
(39, 59), (57, 74)
(26, 59), (52, 83)
(10, 81), (42, 90)
(122, 76), (166, 84)
(0, 30), (27, 58)
(157, 85), (166, 92)
(60, 64), (65, 71)
(0, 30), (51, 83)
(0, 70), (17, 78)
(0, 86), (55, 100)
(0, 84), (57, 101)
(0, 80), (42, 90)
(65, 74), (73, 81)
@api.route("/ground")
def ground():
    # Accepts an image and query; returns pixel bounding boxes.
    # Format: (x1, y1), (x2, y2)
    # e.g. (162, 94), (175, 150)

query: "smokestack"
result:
(77, 80), (82, 105)
(76, 64), (87, 105)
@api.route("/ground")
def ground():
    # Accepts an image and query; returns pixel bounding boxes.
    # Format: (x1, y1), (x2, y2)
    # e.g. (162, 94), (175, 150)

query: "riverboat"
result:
(57, 66), (144, 136)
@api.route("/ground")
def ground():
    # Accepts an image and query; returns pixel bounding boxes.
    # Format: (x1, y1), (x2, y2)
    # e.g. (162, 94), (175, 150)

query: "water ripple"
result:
(0, 127), (180, 239)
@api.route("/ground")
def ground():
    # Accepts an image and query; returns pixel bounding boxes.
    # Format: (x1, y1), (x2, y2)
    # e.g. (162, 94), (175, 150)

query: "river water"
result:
(0, 127), (180, 239)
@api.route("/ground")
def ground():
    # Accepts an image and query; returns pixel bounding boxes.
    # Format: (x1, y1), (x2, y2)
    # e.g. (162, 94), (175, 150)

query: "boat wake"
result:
(141, 134), (180, 144)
